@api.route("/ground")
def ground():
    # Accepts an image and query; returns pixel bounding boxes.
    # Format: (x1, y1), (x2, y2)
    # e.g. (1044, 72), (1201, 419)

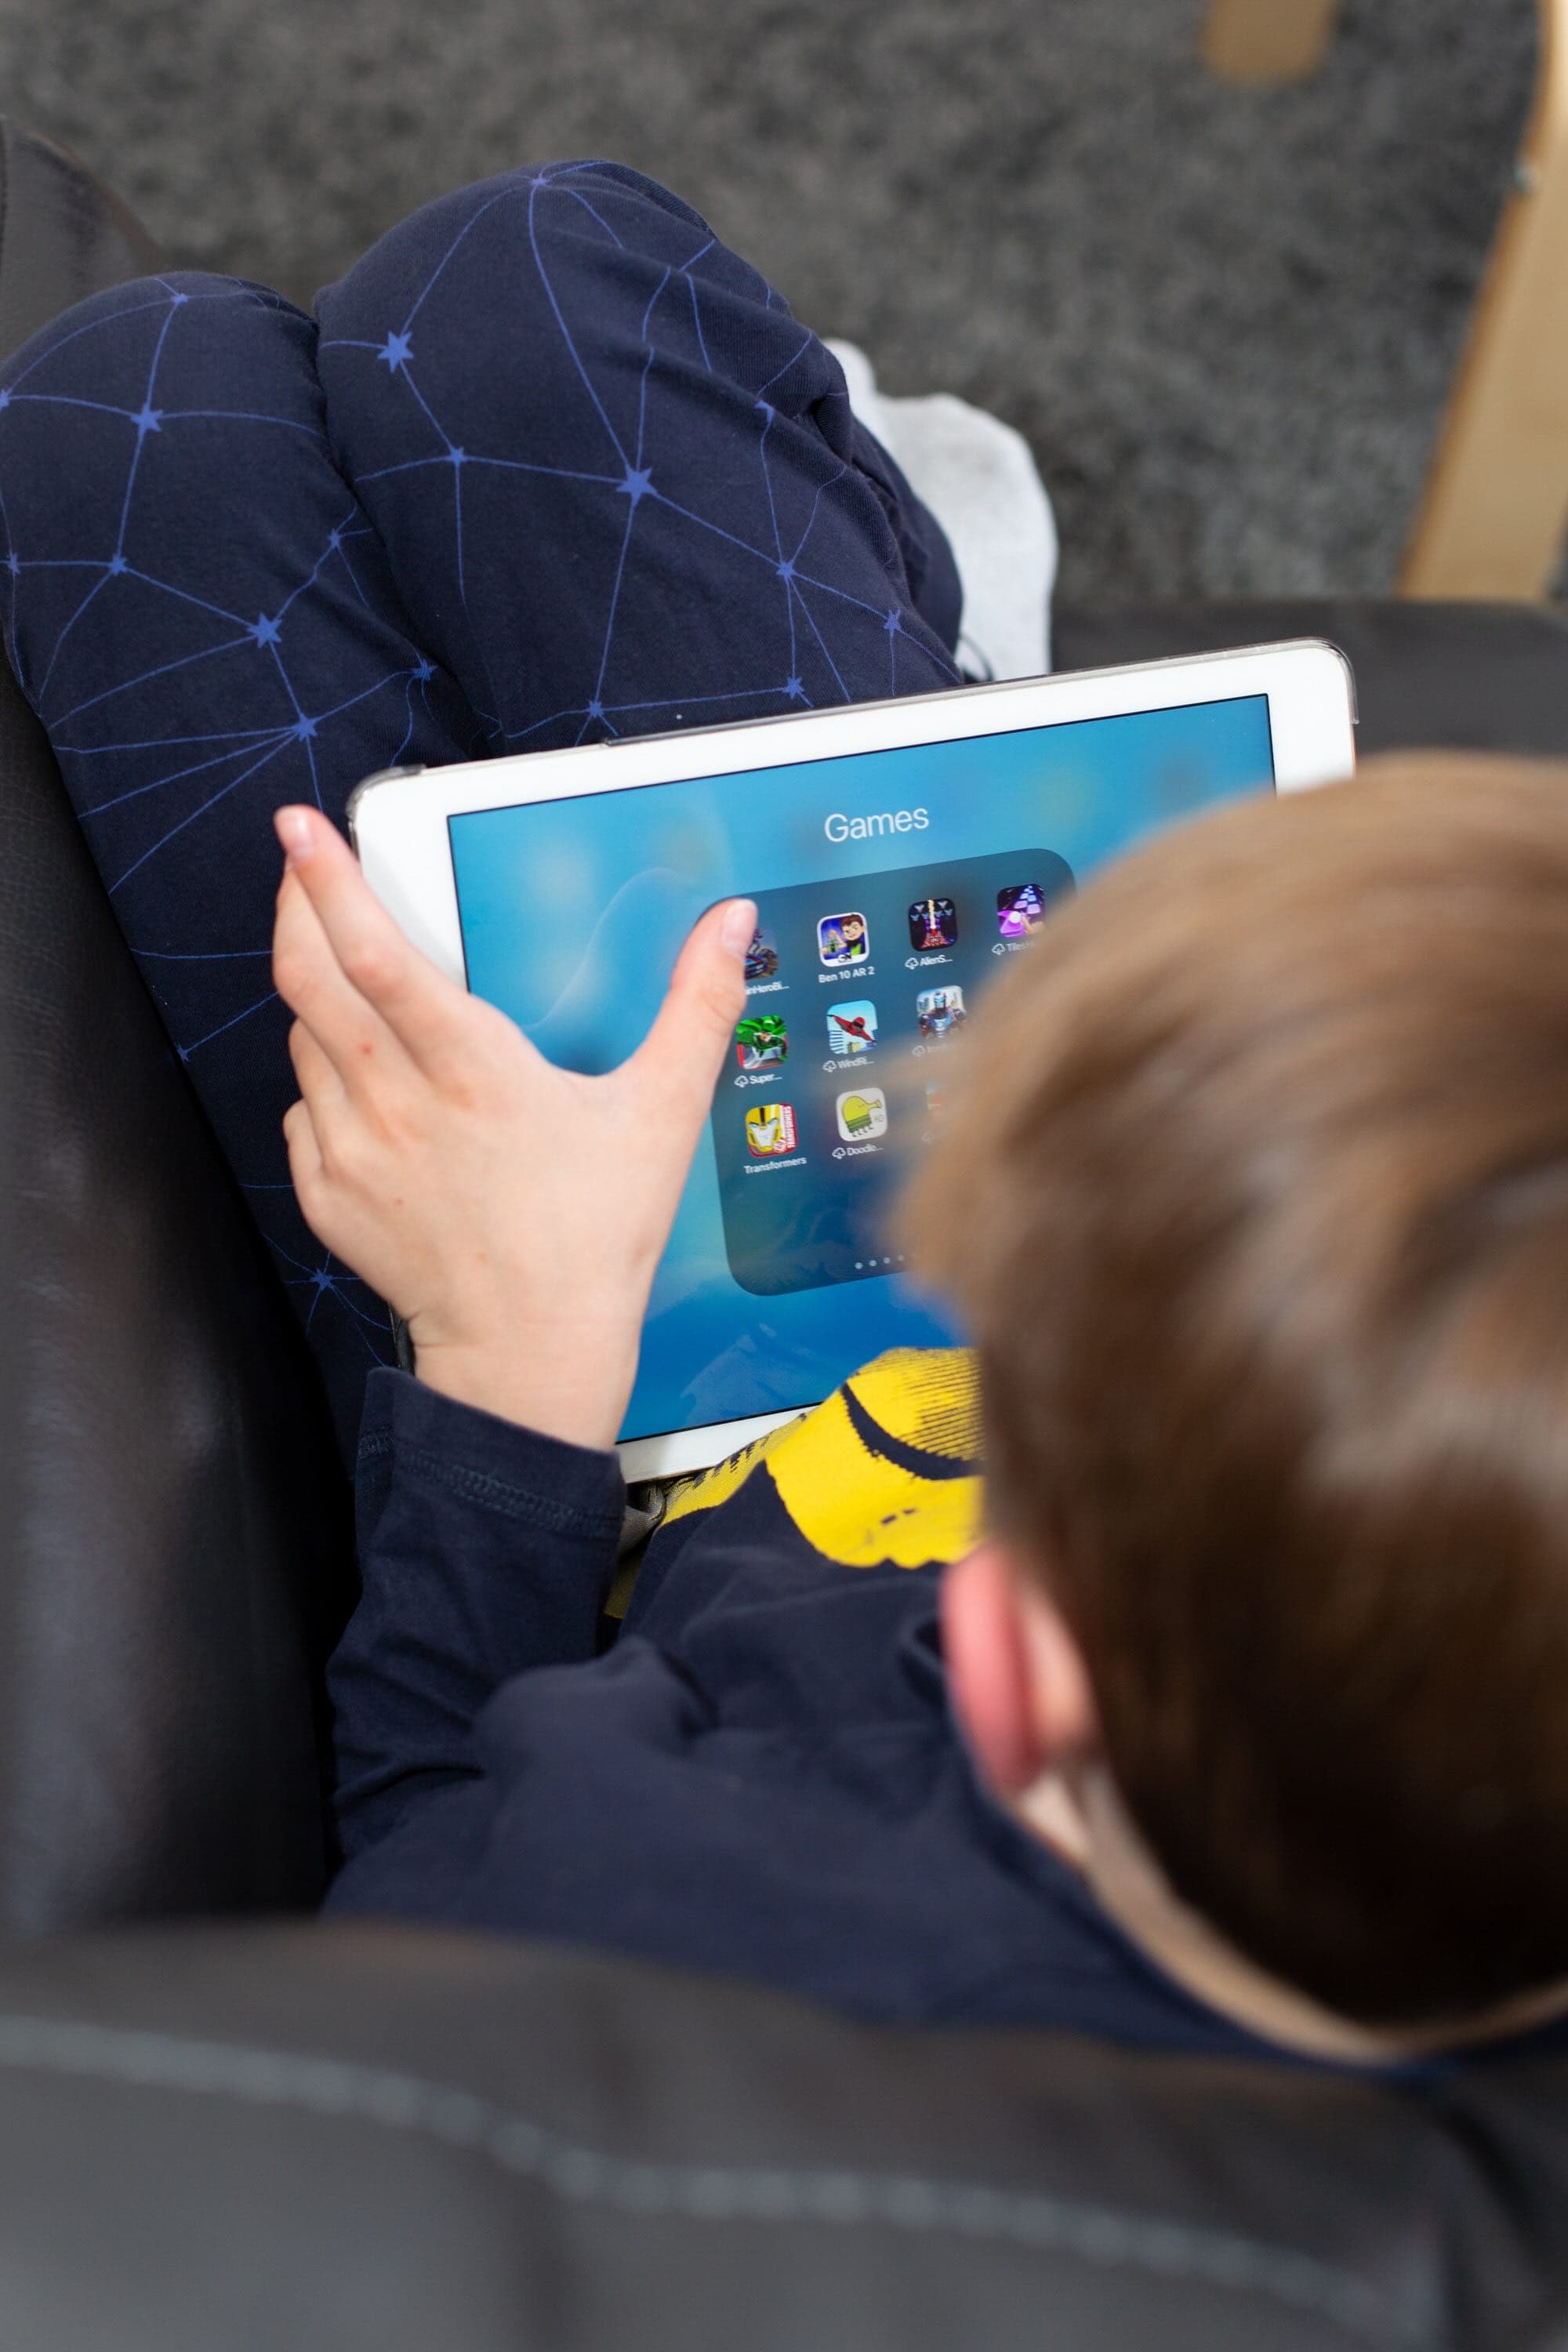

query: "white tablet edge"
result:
(350, 641), (1356, 982)
(350, 638), (1356, 1480)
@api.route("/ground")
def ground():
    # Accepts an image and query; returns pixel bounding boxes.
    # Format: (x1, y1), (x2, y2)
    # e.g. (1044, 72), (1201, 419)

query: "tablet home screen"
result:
(449, 693), (1275, 1445)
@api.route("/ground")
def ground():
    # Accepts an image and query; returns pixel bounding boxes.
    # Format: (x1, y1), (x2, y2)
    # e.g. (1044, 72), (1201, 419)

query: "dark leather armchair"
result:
(5, 119), (1568, 2351)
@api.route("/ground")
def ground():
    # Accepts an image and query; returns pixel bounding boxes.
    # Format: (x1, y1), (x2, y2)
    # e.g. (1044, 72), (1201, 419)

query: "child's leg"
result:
(0, 165), (961, 1454)
(0, 273), (482, 1450)
(310, 162), (961, 746)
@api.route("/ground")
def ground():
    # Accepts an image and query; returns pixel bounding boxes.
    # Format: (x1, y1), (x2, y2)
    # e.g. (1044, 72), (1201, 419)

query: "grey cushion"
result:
(0, 1922), (1560, 2352)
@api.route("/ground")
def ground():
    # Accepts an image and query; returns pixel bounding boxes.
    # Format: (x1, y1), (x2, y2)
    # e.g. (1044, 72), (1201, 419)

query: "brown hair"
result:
(906, 755), (1568, 2026)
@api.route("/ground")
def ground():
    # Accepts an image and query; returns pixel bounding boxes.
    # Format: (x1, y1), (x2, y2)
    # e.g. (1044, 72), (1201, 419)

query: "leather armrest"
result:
(0, 118), (162, 363)
(1054, 598), (1568, 758)
(0, 655), (350, 1933)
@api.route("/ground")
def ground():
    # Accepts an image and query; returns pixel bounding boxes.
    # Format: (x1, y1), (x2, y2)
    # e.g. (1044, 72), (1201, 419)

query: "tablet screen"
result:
(449, 692), (1275, 1446)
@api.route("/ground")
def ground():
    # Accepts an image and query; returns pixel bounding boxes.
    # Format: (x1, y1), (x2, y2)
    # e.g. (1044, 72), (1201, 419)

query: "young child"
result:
(274, 750), (1568, 2068)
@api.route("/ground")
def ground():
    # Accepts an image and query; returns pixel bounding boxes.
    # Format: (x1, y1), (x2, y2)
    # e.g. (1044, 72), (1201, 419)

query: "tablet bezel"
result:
(350, 638), (1356, 1478)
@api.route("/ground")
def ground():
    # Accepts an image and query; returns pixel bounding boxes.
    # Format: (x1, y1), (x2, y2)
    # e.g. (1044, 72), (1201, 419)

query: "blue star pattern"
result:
(0, 162), (961, 1458)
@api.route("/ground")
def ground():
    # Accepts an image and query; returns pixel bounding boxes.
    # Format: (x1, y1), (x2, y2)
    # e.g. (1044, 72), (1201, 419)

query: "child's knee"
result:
(0, 273), (324, 541)
(0, 273), (328, 709)
(1, 273), (312, 415)
(311, 161), (844, 534)
(318, 162), (717, 341)
(314, 162), (786, 426)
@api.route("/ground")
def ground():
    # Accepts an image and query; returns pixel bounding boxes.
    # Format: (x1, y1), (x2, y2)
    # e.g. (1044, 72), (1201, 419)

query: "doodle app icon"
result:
(735, 1013), (788, 1070)
(996, 883), (1049, 938)
(916, 985), (967, 1039)
(908, 895), (957, 952)
(746, 1102), (798, 1157)
(836, 1087), (888, 1142)
(826, 999), (877, 1056)
(818, 910), (869, 967)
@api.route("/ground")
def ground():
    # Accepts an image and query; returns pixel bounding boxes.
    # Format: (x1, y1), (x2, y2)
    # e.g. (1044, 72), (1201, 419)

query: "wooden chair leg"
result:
(1203, 0), (1342, 85)
(1401, 0), (1568, 598)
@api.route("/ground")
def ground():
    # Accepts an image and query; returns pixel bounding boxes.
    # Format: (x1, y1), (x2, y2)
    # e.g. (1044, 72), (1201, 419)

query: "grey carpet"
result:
(0, 0), (1537, 605)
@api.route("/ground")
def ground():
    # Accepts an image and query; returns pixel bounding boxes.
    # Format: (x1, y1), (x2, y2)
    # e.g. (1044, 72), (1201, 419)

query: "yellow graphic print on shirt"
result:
(662, 1345), (983, 1569)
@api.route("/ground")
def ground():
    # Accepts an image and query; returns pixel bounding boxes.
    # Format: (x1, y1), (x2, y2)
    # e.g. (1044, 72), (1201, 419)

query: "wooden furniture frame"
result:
(1203, 0), (1341, 85)
(1204, 0), (1568, 599)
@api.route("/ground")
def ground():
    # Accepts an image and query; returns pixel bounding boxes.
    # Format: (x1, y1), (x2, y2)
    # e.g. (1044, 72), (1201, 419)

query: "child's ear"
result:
(942, 1541), (1097, 1797)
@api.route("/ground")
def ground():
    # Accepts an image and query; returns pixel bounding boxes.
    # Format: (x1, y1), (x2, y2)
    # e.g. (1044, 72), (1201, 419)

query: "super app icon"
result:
(735, 1013), (788, 1069)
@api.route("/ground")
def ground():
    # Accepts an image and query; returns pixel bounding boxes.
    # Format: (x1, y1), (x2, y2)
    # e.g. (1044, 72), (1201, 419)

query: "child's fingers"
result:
(288, 1012), (346, 1111)
(274, 866), (405, 1094)
(274, 806), (476, 1076)
(281, 1094), (325, 1197)
(628, 898), (755, 1136)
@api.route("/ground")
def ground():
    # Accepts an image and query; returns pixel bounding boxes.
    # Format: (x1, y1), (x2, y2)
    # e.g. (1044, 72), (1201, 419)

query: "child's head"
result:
(908, 756), (1568, 2030)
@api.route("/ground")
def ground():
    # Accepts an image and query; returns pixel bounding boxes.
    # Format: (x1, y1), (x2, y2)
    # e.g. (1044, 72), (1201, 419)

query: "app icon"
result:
(924, 1078), (947, 1123)
(735, 1013), (788, 1070)
(826, 998), (877, 1056)
(744, 924), (779, 981)
(746, 1102), (799, 1157)
(908, 895), (957, 952)
(818, 910), (869, 967)
(997, 883), (1049, 939)
(836, 1087), (888, 1142)
(916, 985), (967, 1039)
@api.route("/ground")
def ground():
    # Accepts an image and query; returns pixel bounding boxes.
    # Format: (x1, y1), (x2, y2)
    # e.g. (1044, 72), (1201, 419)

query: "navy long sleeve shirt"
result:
(326, 1363), (1568, 2068)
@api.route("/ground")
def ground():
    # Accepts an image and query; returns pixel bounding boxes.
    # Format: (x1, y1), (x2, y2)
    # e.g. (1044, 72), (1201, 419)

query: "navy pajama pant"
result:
(0, 162), (962, 1456)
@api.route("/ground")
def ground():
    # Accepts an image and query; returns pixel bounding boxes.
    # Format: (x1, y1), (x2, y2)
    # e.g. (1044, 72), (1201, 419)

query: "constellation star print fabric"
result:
(0, 163), (962, 1456)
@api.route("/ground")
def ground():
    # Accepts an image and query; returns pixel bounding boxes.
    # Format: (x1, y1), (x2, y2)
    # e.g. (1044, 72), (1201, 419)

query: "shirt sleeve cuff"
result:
(357, 1367), (626, 1545)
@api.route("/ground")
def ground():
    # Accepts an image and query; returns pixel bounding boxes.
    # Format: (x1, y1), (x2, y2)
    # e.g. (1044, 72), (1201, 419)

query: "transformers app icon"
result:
(836, 1087), (887, 1142)
(745, 1102), (799, 1158)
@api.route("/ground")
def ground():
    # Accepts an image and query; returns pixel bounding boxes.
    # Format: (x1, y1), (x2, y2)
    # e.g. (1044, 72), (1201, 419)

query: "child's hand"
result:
(271, 804), (754, 1451)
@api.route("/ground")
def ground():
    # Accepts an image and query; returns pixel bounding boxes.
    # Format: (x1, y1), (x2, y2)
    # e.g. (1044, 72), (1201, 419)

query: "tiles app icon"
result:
(996, 882), (1049, 938)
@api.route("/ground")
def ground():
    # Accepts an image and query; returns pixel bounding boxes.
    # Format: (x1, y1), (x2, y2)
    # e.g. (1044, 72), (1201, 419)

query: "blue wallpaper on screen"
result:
(451, 694), (1275, 1442)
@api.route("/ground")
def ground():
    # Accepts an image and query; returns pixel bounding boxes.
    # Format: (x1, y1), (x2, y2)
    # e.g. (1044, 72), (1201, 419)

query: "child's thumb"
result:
(628, 898), (756, 1130)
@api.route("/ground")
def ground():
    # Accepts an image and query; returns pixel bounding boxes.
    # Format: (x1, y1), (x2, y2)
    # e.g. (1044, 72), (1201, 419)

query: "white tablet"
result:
(350, 639), (1356, 1479)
